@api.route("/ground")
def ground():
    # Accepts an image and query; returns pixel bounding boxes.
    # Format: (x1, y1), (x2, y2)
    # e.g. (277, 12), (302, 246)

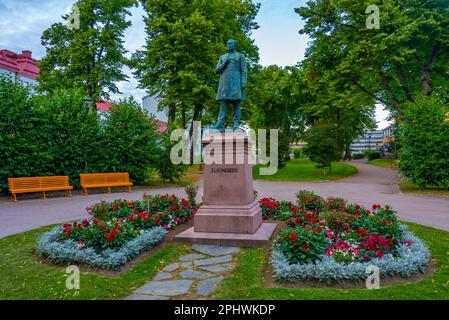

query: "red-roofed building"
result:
(0, 50), (39, 86)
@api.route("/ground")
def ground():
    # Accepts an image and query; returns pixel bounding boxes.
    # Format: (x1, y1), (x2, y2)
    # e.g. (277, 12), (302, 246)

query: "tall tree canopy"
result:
(38, 0), (137, 101)
(296, 0), (449, 120)
(132, 0), (260, 128)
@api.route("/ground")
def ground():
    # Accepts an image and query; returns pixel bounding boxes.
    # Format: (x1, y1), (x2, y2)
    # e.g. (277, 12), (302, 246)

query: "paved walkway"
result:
(1, 161), (448, 238)
(125, 245), (239, 300)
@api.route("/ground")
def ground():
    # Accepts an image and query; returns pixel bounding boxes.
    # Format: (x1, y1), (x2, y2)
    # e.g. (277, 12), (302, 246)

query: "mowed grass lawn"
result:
(214, 222), (449, 300)
(368, 158), (398, 169)
(253, 159), (358, 181)
(0, 225), (191, 300)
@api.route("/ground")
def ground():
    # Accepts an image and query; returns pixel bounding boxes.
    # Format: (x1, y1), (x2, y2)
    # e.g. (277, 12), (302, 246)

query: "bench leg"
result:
(107, 187), (111, 194)
(67, 189), (72, 198)
(11, 193), (17, 202)
(127, 186), (132, 193)
(42, 191), (47, 200)
(82, 188), (88, 196)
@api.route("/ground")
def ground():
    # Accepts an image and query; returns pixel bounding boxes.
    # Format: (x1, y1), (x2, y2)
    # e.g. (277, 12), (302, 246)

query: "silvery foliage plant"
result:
(37, 226), (167, 270)
(272, 225), (430, 282)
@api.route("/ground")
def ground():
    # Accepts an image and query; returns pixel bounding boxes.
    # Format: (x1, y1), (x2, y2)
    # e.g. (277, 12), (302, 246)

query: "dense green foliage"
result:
(132, 0), (260, 128)
(214, 223), (449, 300)
(296, 0), (449, 118)
(100, 99), (158, 184)
(399, 96), (449, 188)
(0, 76), (44, 192)
(38, 0), (137, 100)
(0, 76), (181, 193)
(303, 121), (342, 173)
(34, 89), (102, 187)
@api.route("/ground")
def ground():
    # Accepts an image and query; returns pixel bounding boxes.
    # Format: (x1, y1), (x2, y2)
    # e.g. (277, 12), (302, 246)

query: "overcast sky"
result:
(0, 0), (391, 129)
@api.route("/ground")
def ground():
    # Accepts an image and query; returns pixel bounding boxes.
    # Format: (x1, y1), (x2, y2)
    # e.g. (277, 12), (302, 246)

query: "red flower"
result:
(113, 204), (119, 211)
(63, 224), (71, 228)
(375, 249), (384, 258)
(302, 243), (309, 250)
(291, 233), (298, 240)
(364, 255), (371, 262)
(99, 225), (106, 231)
(357, 228), (366, 237)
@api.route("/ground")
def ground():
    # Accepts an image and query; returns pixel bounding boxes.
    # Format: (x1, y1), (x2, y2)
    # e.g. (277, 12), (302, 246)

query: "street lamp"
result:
(368, 133), (372, 153)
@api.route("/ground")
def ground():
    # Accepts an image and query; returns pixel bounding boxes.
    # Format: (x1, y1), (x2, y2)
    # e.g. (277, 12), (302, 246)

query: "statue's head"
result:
(227, 39), (237, 52)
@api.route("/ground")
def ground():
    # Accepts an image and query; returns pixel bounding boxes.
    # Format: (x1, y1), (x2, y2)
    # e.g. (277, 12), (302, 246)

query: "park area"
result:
(1, 0), (449, 307)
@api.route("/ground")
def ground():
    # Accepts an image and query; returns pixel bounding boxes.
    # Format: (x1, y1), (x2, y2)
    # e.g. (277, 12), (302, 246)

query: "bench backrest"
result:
(80, 173), (130, 184)
(8, 176), (70, 191)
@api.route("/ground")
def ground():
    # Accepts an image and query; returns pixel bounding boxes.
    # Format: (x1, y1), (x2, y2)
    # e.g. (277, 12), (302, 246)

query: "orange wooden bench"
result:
(8, 176), (73, 202)
(80, 173), (133, 195)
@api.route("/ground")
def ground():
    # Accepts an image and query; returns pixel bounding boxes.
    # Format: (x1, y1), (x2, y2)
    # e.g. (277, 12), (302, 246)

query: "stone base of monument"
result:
(174, 131), (277, 248)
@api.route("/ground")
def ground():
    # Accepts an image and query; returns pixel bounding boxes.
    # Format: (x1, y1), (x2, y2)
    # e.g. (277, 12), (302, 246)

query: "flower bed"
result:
(260, 191), (431, 282)
(37, 193), (197, 270)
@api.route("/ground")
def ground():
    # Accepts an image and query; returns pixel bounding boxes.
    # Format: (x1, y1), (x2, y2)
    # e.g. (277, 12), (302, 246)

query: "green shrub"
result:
(293, 148), (301, 159)
(399, 96), (449, 188)
(99, 98), (158, 184)
(367, 151), (381, 161)
(352, 153), (365, 160)
(152, 132), (188, 183)
(34, 89), (101, 187)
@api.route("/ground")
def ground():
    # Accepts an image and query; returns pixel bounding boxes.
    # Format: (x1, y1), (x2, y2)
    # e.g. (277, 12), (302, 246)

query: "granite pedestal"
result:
(175, 132), (276, 248)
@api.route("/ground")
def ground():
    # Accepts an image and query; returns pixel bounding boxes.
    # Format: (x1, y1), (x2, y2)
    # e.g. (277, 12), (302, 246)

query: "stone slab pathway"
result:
(125, 245), (240, 300)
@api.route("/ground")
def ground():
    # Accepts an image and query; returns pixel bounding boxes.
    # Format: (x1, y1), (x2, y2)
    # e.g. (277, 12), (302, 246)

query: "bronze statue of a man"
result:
(212, 39), (247, 131)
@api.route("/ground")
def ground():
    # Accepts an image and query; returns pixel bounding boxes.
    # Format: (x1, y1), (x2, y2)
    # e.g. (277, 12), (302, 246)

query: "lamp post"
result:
(368, 133), (372, 153)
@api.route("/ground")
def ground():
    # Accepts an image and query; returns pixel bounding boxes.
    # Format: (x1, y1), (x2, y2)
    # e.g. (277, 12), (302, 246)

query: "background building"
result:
(350, 130), (384, 154)
(0, 50), (39, 88)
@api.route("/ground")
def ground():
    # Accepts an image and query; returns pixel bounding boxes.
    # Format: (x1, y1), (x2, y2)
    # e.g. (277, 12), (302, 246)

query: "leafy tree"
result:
(33, 89), (101, 186)
(399, 96), (449, 188)
(296, 0), (449, 119)
(38, 0), (137, 101)
(248, 65), (309, 167)
(152, 133), (188, 183)
(132, 0), (260, 128)
(99, 98), (158, 183)
(303, 121), (342, 174)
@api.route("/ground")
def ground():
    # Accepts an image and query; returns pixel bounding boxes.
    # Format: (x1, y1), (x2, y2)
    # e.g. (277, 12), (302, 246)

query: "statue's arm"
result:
(215, 55), (228, 74)
(240, 54), (247, 88)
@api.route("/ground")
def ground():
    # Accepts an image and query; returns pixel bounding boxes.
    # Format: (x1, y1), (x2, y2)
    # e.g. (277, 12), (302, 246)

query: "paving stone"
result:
(163, 263), (180, 272)
(179, 253), (207, 262)
(198, 264), (233, 274)
(153, 272), (173, 281)
(194, 255), (233, 267)
(192, 244), (240, 256)
(136, 280), (193, 296)
(125, 295), (169, 300)
(197, 277), (223, 296)
(181, 262), (193, 268)
(179, 269), (213, 280)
